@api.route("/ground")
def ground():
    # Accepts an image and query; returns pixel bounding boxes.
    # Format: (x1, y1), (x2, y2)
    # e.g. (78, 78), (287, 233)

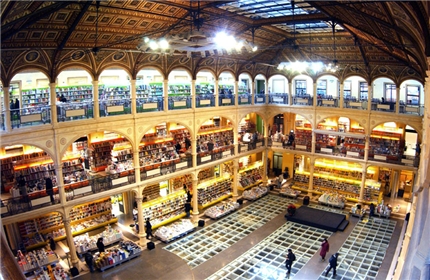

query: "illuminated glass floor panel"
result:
(317, 219), (397, 280)
(206, 222), (332, 280)
(164, 195), (296, 268)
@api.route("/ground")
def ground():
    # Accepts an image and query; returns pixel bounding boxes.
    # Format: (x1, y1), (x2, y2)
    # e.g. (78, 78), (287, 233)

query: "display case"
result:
(74, 225), (123, 255)
(154, 219), (195, 243)
(16, 248), (59, 274)
(56, 85), (94, 102)
(21, 88), (49, 108)
(18, 198), (117, 250)
(197, 177), (232, 209)
(237, 163), (263, 191)
(141, 191), (187, 228)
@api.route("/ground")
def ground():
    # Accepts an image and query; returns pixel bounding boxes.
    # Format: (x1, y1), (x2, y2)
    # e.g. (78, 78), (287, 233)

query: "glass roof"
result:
(217, 0), (344, 33)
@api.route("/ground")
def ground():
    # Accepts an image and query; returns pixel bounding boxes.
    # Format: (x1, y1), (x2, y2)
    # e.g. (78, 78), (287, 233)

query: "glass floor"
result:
(206, 222), (332, 280)
(317, 219), (397, 280)
(307, 204), (349, 215)
(164, 195), (297, 268)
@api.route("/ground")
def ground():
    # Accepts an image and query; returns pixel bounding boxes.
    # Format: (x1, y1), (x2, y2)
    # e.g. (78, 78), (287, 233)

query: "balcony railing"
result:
(268, 93), (289, 105)
(11, 105), (51, 128)
(254, 94), (266, 104)
(137, 96), (164, 112)
(168, 95), (192, 110)
(218, 94), (235, 106)
(195, 94), (215, 108)
(57, 101), (93, 122)
(100, 99), (132, 117)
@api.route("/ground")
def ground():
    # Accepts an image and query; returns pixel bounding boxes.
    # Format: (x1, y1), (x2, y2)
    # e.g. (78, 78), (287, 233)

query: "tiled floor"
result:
(75, 194), (403, 280)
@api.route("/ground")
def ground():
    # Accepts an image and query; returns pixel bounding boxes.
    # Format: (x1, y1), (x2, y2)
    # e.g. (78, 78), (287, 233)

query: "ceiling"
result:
(1, 1), (429, 78)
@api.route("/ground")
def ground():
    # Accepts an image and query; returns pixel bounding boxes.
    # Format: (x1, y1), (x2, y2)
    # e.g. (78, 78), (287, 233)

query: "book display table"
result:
(94, 240), (142, 272)
(155, 219), (196, 243)
(242, 185), (268, 201)
(204, 201), (239, 219)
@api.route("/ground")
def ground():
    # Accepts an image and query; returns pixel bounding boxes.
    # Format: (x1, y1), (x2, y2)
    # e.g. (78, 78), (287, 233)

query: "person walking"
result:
(145, 218), (154, 239)
(285, 248), (296, 275)
(45, 176), (55, 204)
(84, 252), (95, 273)
(184, 201), (191, 218)
(96, 237), (105, 253)
(320, 238), (330, 261)
(48, 236), (56, 251)
(325, 252), (339, 278)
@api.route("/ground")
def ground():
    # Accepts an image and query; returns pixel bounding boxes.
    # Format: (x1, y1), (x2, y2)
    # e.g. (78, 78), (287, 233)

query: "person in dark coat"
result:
(320, 238), (330, 261)
(185, 202), (192, 218)
(369, 203), (375, 218)
(185, 137), (191, 149)
(145, 218), (154, 239)
(48, 236), (56, 251)
(325, 252), (339, 278)
(45, 176), (54, 203)
(285, 248), (296, 275)
(84, 252), (95, 273)
(96, 237), (105, 253)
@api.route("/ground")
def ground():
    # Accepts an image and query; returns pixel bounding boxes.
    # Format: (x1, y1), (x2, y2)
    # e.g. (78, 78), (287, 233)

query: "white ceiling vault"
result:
(1, 1), (429, 78)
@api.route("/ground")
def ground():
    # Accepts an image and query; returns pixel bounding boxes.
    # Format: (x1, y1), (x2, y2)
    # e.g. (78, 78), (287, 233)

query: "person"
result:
(45, 176), (54, 203)
(186, 189), (192, 203)
(325, 252), (339, 278)
(317, 94), (323, 106)
(285, 248), (296, 275)
(96, 237), (105, 253)
(145, 218), (154, 239)
(320, 238), (330, 261)
(84, 252), (94, 273)
(132, 207), (138, 221)
(184, 201), (191, 218)
(175, 141), (182, 153)
(185, 137), (191, 149)
(369, 203), (375, 218)
(48, 236), (56, 251)
(60, 94), (67, 102)
(18, 174), (28, 201)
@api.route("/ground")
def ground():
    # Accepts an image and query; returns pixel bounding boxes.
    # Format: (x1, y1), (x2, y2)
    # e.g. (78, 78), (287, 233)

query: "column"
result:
(311, 131), (316, 154)
(234, 80), (239, 106)
(191, 139), (197, 168)
(135, 196), (145, 245)
(251, 81), (255, 105)
(163, 79), (169, 112)
(339, 82), (344, 109)
(63, 218), (79, 268)
(92, 81), (100, 120)
(395, 86), (400, 114)
(55, 164), (66, 205)
(214, 79), (219, 107)
(288, 82), (293, 105)
(359, 165), (367, 202)
(364, 135), (370, 161)
(262, 149), (269, 185)
(313, 82), (317, 107)
(3, 86), (11, 131)
(308, 157), (315, 193)
(265, 80), (269, 105)
(367, 84), (372, 111)
(133, 150), (141, 183)
(191, 79), (196, 109)
(50, 83), (58, 125)
(130, 79), (137, 115)
(192, 177), (199, 215)
(232, 159), (239, 198)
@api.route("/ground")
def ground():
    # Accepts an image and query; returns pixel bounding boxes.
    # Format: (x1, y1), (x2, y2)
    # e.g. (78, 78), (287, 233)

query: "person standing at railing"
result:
(45, 175), (55, 204)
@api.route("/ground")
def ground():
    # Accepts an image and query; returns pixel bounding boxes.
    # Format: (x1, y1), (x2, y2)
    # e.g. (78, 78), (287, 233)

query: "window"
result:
(359, 82), (368, 100)
(343, 81), (351, 99)
(295, 80), (307, 96)
(316, 80), (327, 97)
(406, 85), (420, 105)
(384, 83), (396, 102)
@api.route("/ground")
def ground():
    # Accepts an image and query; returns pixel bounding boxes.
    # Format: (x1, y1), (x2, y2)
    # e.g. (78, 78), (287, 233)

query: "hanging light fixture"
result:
(325, 21), (339, 73)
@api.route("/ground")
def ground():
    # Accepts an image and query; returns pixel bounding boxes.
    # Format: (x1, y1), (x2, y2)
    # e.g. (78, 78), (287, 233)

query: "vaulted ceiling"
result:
(1, 1), (429, 78)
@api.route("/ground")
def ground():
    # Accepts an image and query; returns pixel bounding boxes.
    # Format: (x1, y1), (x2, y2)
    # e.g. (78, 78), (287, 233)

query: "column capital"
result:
(63, 218), (71, 226)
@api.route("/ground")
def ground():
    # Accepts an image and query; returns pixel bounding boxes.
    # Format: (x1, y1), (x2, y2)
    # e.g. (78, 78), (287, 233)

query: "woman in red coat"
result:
(320, 238), (330, 261)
